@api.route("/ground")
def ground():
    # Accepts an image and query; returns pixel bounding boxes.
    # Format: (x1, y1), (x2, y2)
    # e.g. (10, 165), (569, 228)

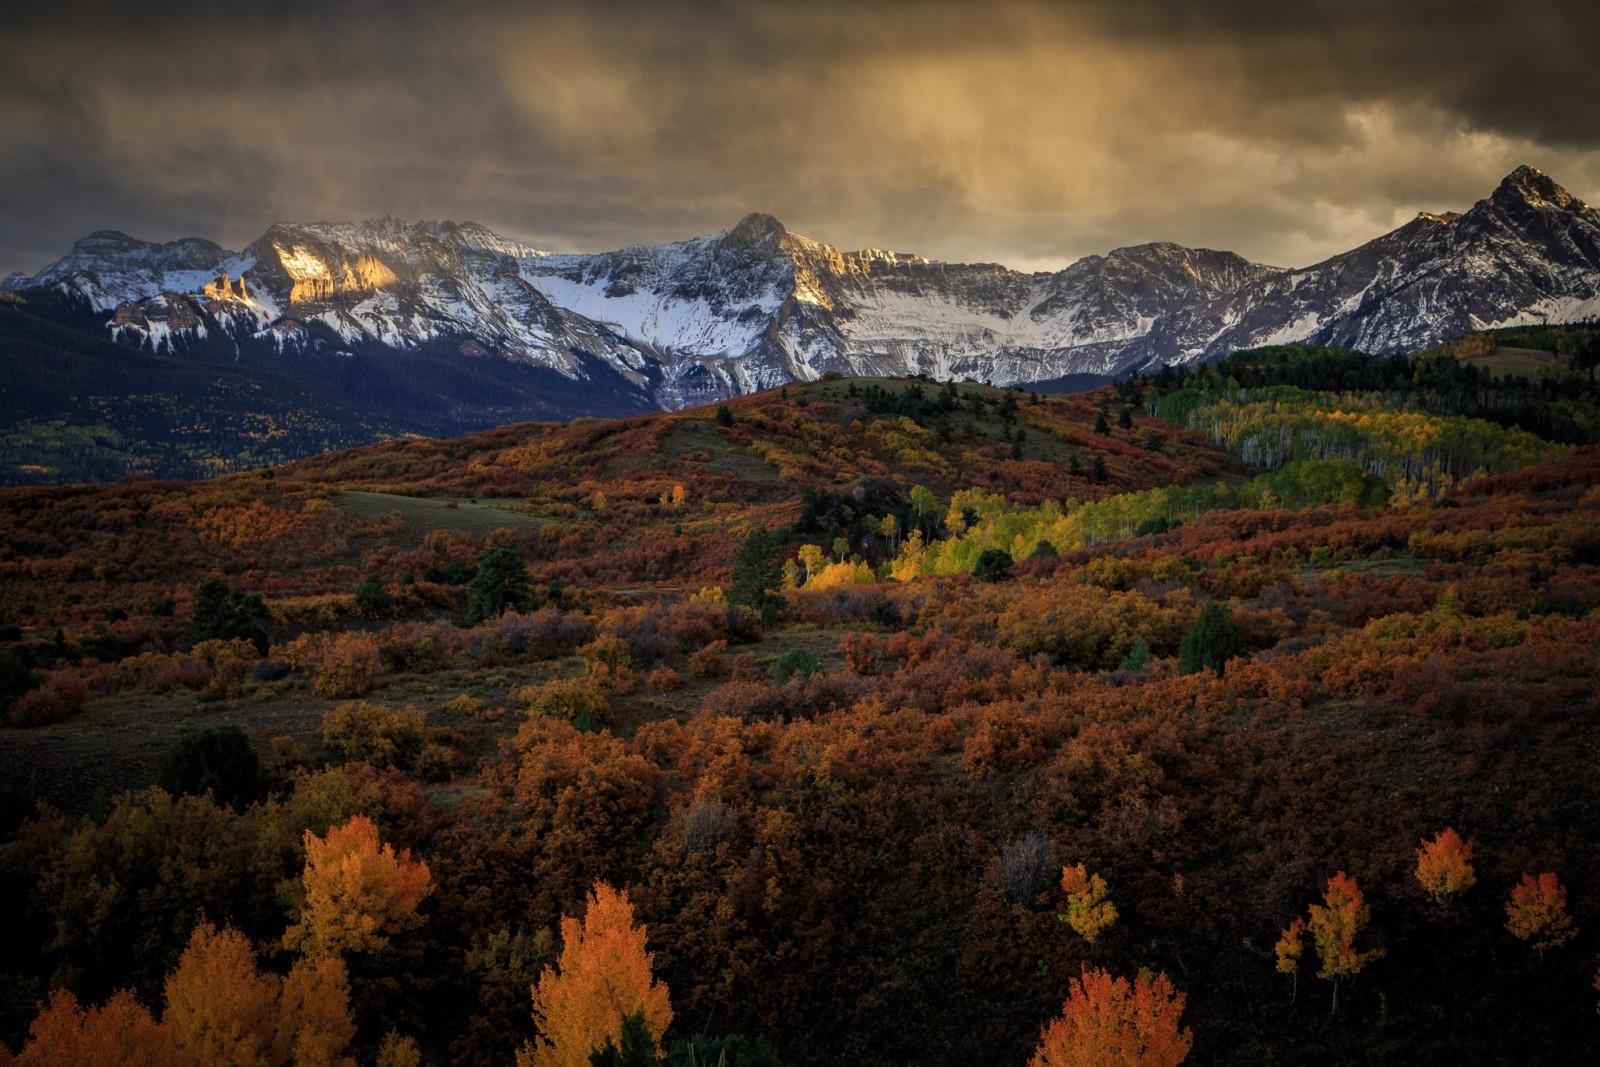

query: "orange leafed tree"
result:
(1306, 871), (1383, 1012)
(284, 814), (433, 957)
(1059, 863), (1119, 945)
(273, 955), (357, 1067)
(14, 989), (169, 1067)
(1029, 966), (1192, 1067)
(1414, 828), (1476, 905)
(163, 922), (280, 1067)
(1505, 872), (1578, 957)
(162, 920), (357, 1067)
(518, 882), (673, 1067)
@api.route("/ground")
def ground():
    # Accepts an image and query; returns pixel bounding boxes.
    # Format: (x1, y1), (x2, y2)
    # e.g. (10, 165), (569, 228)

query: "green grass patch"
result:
(1458, 346), (1571, 378)
(656, 418), (783, 483)
(336, 490), (551, 538)
(1301, 555), (1431, 581)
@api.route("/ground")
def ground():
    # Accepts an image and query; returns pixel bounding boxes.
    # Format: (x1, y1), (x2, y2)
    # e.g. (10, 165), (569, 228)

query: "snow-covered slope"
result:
(6, 166), (1597, 410)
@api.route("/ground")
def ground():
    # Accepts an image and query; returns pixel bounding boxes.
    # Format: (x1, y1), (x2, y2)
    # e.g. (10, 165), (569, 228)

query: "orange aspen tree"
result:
(273, 955), (357, 1067)
(1505, 872), (1577, 958)
(284, 814), (432, 957)
(163, 922), (279, 1067)
(1306, 871), (1383, 1013)
(1029, 966), (1193, 1067)
(1414, 828), (1476, 905)
(1059, 863), (1119, 945)
(162, 921), (357, 1067)
(518, 882), (673, 1067)
(13, 989), (169, 1067)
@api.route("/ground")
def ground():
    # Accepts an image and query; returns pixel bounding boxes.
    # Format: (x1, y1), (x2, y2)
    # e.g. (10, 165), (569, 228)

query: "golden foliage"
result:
(284, 814), (433, 957)
(1059, 864), (1119, 945)
(1505, 872), (1577, 953)
(163, 922), (279, 1067)
(273, 955), (357, 1067)
(283, 633), (381, 698)
(1274, 917), (1306, 976)
(1414, 828), (1476, 905)
(519, 882), (672, 1067)
(1307, 871), (1383, 981)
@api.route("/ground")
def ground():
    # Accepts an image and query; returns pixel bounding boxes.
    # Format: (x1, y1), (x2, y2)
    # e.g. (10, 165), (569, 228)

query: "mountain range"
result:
(1, 165), (1597, 481)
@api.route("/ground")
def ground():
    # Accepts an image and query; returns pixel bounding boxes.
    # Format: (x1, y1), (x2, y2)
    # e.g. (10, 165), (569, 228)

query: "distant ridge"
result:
(5, 166), (1598, 415)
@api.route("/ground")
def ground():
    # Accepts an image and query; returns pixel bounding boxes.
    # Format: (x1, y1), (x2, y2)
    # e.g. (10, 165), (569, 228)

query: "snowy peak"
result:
(6, 166), (1598, 410)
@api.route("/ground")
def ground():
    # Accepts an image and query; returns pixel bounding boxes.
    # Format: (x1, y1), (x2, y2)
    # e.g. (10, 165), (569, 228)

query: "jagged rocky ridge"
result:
(6, 166), (1599, 411)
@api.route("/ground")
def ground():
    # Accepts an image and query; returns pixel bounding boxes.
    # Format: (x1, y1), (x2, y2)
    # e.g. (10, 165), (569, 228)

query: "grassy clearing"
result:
(1301, 554), (1432, 581)
(1459, 346), (1571, 378)
(336, 490), (550, 539)
(655, 417), (783, 483)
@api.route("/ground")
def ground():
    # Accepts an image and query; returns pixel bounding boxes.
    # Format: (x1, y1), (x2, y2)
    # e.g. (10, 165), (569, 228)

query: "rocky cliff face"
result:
(7, 167), (1598, 411)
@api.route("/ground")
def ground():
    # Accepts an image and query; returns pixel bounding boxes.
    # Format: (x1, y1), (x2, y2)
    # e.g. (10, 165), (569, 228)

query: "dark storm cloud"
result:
(3, 0), (1597, 277)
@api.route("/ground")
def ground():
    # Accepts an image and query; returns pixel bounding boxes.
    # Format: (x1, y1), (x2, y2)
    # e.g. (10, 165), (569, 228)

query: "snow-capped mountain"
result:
(6, 166), (1597, 411)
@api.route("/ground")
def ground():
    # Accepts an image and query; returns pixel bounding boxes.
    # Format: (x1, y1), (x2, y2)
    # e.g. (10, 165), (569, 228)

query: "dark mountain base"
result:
(0, 301), (657, 484)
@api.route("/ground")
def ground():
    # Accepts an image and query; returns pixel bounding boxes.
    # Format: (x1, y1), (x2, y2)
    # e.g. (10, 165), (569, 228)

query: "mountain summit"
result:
(5, 167), (1598, 411)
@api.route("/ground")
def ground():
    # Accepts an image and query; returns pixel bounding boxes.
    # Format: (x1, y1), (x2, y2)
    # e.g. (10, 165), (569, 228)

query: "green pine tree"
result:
(466, 547), (531, 623)
(1177, 601), (1245, 676)
(730, 527), (785, 621)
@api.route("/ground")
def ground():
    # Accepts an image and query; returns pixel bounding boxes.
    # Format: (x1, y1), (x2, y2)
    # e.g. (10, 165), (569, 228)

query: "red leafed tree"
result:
(1306, 871), (1383, 1013)
(519, 882), (673, 1067)
(1029, 966), (1192, 1067)
(1505, 872), (1578, 958)
(284, 814), (433, 957)
(1414, 828), (1475, 905)
(14, 989), (169, 1067)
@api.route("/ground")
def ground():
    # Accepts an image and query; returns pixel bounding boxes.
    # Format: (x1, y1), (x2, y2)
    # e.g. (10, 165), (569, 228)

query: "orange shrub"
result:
(8, 669), (91, 726)
(648, 665), (686, 691)
(284, 632), (381, 698)
(688, 640), (730, 679)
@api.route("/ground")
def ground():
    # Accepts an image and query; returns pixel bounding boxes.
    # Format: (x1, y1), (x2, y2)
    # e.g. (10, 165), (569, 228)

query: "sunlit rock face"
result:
(6, 167), (1598, 410)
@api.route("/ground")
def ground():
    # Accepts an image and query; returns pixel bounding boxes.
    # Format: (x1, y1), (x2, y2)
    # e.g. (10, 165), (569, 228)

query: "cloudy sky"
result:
(3, 0), (1597, 277)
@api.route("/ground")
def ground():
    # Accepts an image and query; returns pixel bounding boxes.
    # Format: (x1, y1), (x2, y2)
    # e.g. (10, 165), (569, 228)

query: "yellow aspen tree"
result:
(797, 544), (825, 584)
(284, 814), (432, 957)
(1306, 871), (1383, 1013)
(1059, 863), (1118, 945)
(163, 922), (279, 1067)
(1414, 828), (1476, 905)
(1029, 967), (1192, 1067)
(1274, 917), (1307, 1002)
(518, 882), (673, 1067)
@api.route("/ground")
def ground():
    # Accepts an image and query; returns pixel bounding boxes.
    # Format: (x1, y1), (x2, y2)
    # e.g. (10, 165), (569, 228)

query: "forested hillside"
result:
(1, 345), (1597, 1065)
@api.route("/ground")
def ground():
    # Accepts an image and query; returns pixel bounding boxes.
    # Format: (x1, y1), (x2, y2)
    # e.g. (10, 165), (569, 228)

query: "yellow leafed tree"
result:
(519, 882), (672, 1067)
(284, 814), (432, 957)
(1059, 863), (1118, 945)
